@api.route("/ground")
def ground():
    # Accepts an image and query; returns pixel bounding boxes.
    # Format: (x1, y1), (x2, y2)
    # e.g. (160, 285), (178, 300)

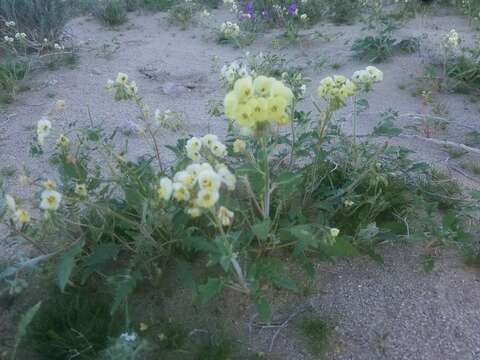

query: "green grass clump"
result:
(300, 318), (330, 356)
(25, 288), (121, 359)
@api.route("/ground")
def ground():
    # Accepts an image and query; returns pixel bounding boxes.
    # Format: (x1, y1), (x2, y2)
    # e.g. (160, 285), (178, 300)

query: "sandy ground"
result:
(0, 6), (479, 359)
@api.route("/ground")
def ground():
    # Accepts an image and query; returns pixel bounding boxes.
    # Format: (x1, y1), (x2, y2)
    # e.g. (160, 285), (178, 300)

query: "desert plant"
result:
(0, 0), (67, 42)
(93, 0), (129, 26)
(168, 0), (199, 29)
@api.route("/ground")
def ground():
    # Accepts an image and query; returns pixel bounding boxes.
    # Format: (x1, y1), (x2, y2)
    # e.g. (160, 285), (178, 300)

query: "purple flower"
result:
(244, 1), (256, 20)
(261, 9), (268, 18)
(287, 2), (298, 15)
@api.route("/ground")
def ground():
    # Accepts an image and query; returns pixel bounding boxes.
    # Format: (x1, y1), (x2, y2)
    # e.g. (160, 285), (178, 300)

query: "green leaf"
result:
(110, 272), (138, 315)
(196, 278), (223, 304)
(57, 241), (84, 292)
(422, 254), (435, 273)
(320, 237), (360, 257)
(252, 219), (271, 242)
(176, 260), (196, 292)
(373, 118), (402, 137)
(253, 294), (272, 324)
(14, 302), (42, 357)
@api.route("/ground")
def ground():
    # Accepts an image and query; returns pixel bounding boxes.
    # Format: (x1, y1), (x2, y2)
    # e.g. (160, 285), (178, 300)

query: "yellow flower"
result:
(235, 103), (255, 128)
(271, 80), (293, 104)
(75, 184), (88, 197)
(276, 112), (290, 125)
(116, 72), (129, 83)
(14, 209), (30, 224)
(224, 91), (238, 118)
(233, 139), (246, 153)
(217, 206), (234, 226)
(157, 178), (173, 200)
(40, 190), (62, 211)
(196, 189), (219, 208)
(267, 96), (287, 121)
(233, 76), (253, 103)
(248, 97), (268, 123)
(253, 75), (273, 97)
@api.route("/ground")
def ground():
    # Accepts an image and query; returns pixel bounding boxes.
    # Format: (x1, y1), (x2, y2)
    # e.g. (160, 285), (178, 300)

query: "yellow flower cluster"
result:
(316, 75), (357, 100)
(224, 76), (294, 130)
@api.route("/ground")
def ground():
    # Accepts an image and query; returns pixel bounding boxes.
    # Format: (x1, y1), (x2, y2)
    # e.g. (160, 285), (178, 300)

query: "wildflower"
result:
(120, 332), (138, 342)
(217, 206), (234, 226)
(344, 200), (354, 207)
(75, 184), (88, 197)
(187, 207), (202, 218)
(217, 165), (236, 191)
(174, 170), (196, 189)
(14, 32), (27, 40)
(220, 21), (240, 38)
(40, 190), (62, 211)
(157, 177), (173, 200)
(210, 141), (227, 157)
(173, 183), (191, 202)
(56, 134), (70, 148)
(300, 13), (308, 22)
(3, 36), (14, 43)
(445, 29), (459, 49)
(201, 9), (210, 17)
(233, 76), (254, 102)
(233, 139), (246, 153)
(5, 21), (15, 27)
(186, 137), (202, 160)
(42, 179), (57, 190)
(37, 118), (52, 145)
(330, 228), (340, 237)
(19, 175), (29, 187)
(253, 76), (273, 97)
(53, 43), (64, 50)
(139, 323), (149, 332)
(201, 134), (219, 149)
(5, 195), (16, 213)
(198, 169), (221, 192)
(196, 189), (219, 208)
(14, 209), (30, 225)
(365, 66), (383, 82)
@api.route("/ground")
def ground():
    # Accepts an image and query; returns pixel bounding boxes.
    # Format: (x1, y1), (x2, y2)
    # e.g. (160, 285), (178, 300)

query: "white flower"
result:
(217, 206), (234, 226)
(216, 165), (236, 191)
(5, 21), (16, 27)
(40, 190), (62, 211)
(120, 332), (138, 342)
(365, 66), (383, 82)
(196, 189), (219, 208)
(445, 29), (459, 48)
(198, 169), (221, 192)
(174, 170), (196, 189)
(13, 209), (30, 224)
(5, 195), (16, 213)
(201, 134), (219, 149)
(116, 72), (129, 84)
(210, 141), (227, 158)
(300, 14), (308, 22)
(37, 118), (52, 145)
(173, 183), (190, 202)
(330, 228), (340, 237)
(157, 177), (173, 200)
(187, 207), (202, 218)
(186, 137), (202, 160)
(3, 36), (14, 43)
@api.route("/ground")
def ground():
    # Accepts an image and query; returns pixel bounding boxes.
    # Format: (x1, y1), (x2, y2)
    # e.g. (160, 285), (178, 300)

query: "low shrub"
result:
(0, 0), (67, 42)
(2, 54), (478, 358)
